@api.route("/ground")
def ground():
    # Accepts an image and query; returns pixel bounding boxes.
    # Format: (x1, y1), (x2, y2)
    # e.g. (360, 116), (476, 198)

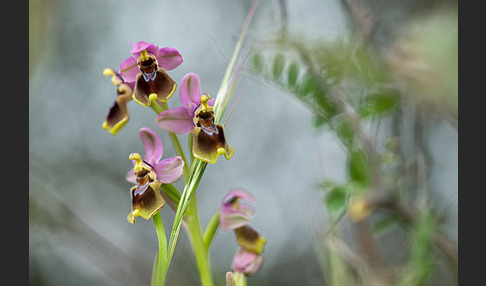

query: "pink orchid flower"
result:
(220, 189), (256, 232)
(156, 72), (215, 134)
(119, 41), (183, 106)
(126, 127), (184, 223)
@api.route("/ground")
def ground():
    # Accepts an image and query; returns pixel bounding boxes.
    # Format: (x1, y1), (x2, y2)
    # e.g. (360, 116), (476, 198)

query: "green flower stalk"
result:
(165, 0), (259, 269)
(150, 100), (213, 286)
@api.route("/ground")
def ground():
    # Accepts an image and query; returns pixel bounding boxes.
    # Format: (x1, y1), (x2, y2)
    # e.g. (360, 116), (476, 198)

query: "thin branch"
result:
(339, 0), (377, 46)
(390, 200), (458, 271)
(366, 194), (459, 271)
(278, 0), (288, 40)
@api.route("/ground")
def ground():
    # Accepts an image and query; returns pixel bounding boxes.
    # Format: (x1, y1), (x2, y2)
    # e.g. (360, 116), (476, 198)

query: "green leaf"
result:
(325, 187), (348, 213)
(408, 210), (438, 284)
(315, 91), (336, 118)
(167, 160), (207, 266)
(352, 48), (389, 83)
(313, 115), (328, 129)
(251, 52), (263, 73)
(287, 61), (299, 87)
(272, 53), (285, 79)
(372, 214), (401, 237)
(359, 91), (400, 118)
(300, 71), (319, 96)
(330, 116), (355, 148)
(160, 184), (181, 206)
(318, 180), (339, 191)
(348, 149), (372, 189)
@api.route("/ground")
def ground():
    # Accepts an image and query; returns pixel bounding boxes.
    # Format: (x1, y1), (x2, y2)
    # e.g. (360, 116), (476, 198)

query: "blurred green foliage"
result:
(248, 1), (458, 285)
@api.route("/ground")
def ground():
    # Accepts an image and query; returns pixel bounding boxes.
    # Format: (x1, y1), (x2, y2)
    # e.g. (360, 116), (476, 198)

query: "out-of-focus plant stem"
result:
(203, 211), (221, 252)
(357, 192), (458, 272)
(387, 199), (458, 272)
(291, 40), (390, 278)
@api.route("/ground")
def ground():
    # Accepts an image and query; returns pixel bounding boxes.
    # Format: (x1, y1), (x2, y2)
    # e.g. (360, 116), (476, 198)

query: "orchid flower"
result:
(102, 68), (134, 135)
(156, 73), (215, 134)
(231, 247), (265, 277)
(120, 41), (183, 107)
(220, 189), (256, 232)
(126, 127), (184, 224)
(231, 225), (266, 277)
(220, 189), (265, 278)
(156, 73), (235, 164)
(192, 94), (235, 164)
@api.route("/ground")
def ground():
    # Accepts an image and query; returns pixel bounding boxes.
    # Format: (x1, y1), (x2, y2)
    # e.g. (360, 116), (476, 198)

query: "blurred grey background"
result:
(29, 0), (457, 285)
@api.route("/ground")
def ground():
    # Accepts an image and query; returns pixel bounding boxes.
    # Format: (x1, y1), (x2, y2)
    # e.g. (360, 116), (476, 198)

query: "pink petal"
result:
(139, 127), (163, 162)
(119, 57), (139, 83)
(222, 189), (256, 206)
(155, 156), (184, 183)
(157, 47), (183, 71)
(207, 96), (216, 107)
(156, 107), (194, 134)
(232, 248), (264, 276)
(220, 189), (256, 232)
(125, 169), (136, 185)
(179, 73), (202, 108)
(130, 41), (159, 58)
(220, 205), (255, 232)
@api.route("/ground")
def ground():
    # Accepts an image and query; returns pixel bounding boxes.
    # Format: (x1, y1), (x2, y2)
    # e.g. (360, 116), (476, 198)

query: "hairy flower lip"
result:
(234, 225), (266, 254)
(102, 68), (134, 135)
(132, 67), (177, 106)
(192, 122), (235, 164)
(127, 180), (165, 224)
(191, 94), (235, 164)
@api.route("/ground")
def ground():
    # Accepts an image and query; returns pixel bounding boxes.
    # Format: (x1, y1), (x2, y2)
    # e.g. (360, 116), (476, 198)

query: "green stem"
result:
(149, 100), (165, 114)
(150, 101), (211, 285)
(233, 272), (247, 286)
(152, 212), (168, 286)
(186, 196), (214, 286)
(167, 159), (207, 264)
(203, 211), (220, 253)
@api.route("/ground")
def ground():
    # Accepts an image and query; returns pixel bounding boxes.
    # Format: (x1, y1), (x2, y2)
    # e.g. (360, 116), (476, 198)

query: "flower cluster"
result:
(102, 41), (182, 135)
(103, 41), (234, 165)
(101, 41), (238, 223)
(102, 40), (261, 285)
(220, 189), (266, 277)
